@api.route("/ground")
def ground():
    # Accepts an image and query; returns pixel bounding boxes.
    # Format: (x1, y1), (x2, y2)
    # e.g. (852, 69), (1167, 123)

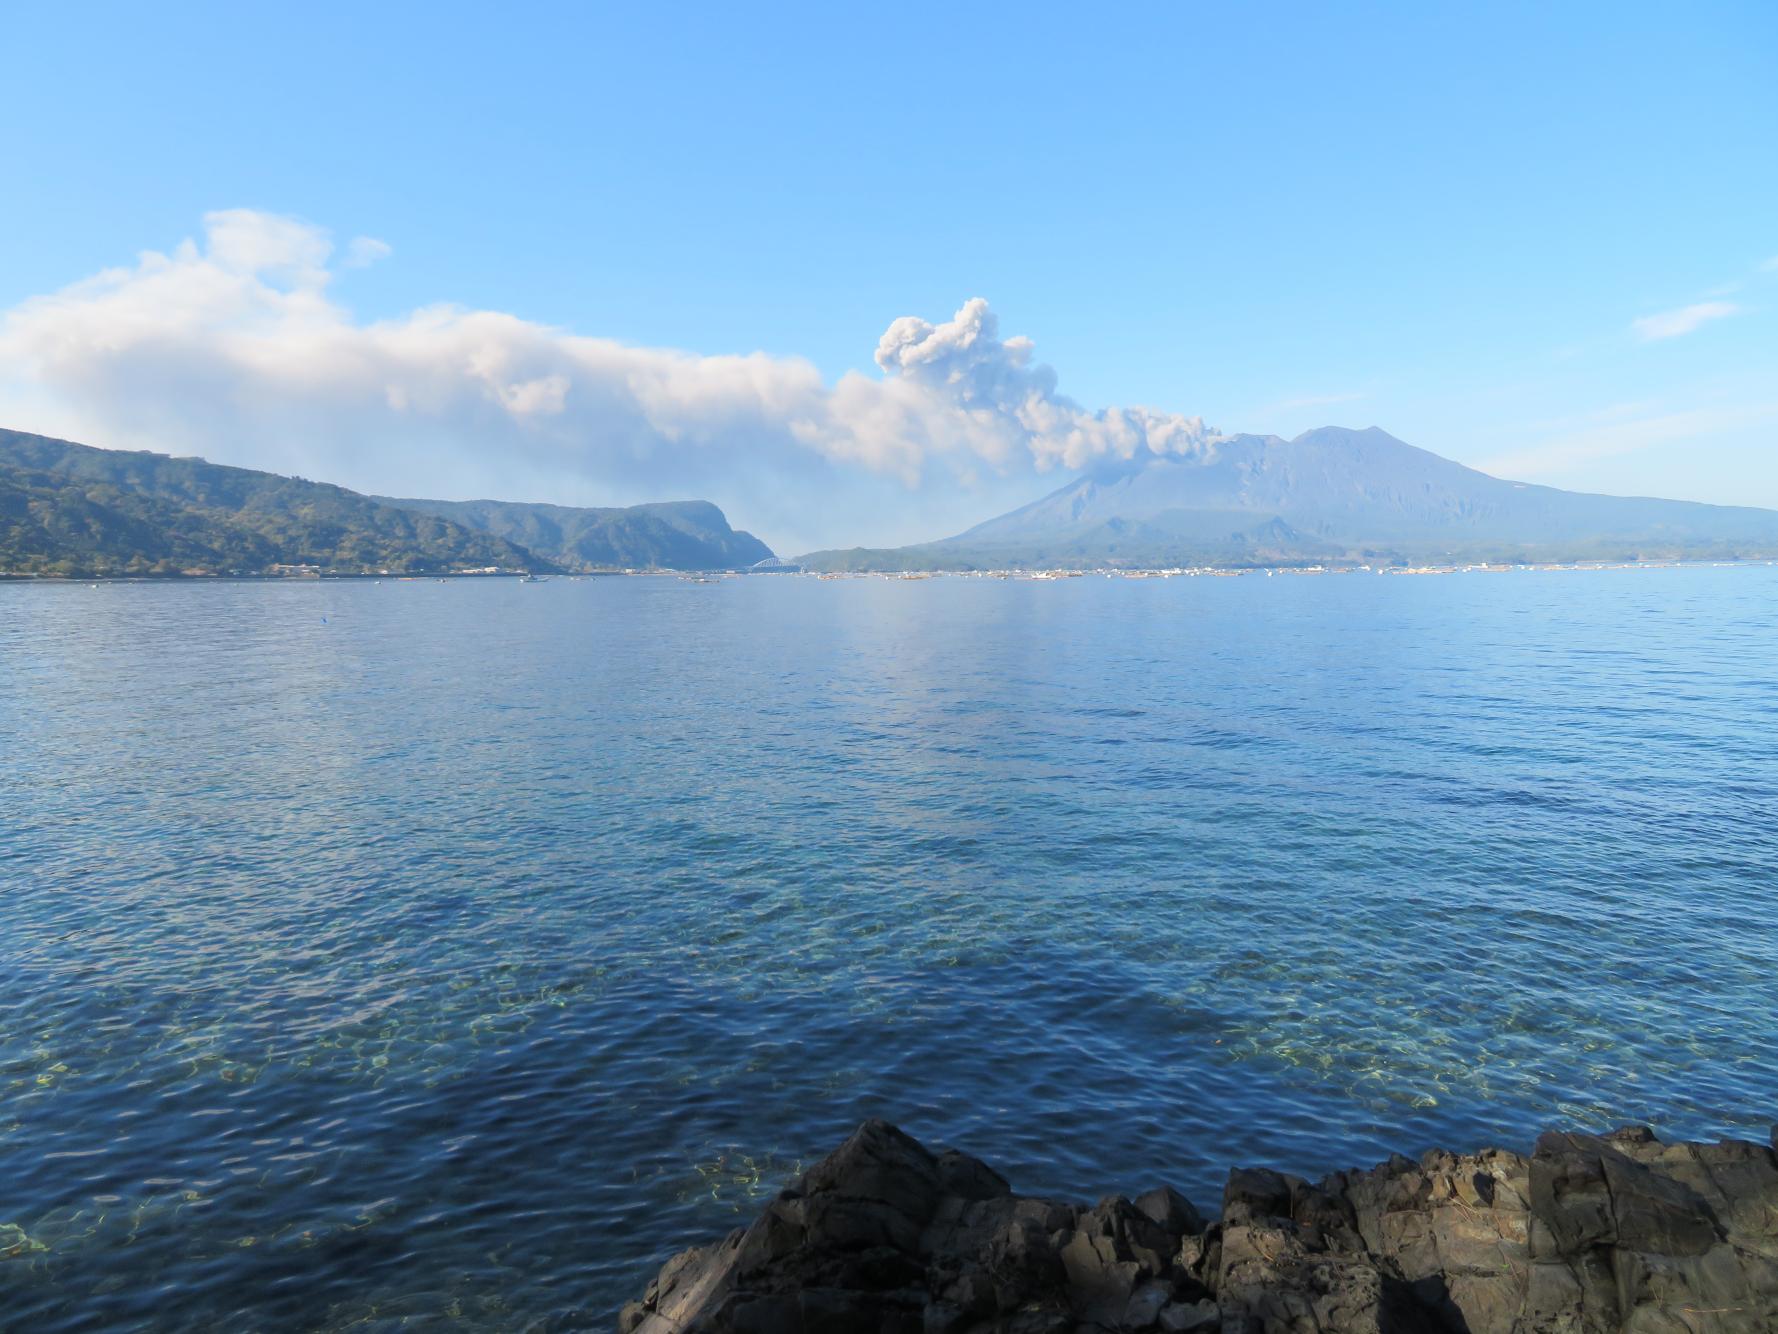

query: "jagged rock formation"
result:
(620, 1119), (1778, 1333)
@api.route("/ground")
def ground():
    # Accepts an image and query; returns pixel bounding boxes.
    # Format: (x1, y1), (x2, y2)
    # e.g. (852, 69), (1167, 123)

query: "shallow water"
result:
(2, 568), (1775, 1329)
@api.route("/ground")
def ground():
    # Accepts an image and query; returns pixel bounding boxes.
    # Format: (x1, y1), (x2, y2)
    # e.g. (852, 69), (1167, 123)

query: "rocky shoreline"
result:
(620, 1119), (1778, 1333)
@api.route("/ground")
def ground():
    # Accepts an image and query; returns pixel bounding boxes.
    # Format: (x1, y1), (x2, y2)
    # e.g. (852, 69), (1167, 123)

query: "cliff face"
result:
(375, 496), (775, 571)
(620, 1119), (1778, 1333)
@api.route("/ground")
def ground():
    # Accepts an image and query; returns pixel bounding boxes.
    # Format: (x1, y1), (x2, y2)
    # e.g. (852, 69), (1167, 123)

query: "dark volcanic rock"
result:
(620, 1119), (1778, 1333)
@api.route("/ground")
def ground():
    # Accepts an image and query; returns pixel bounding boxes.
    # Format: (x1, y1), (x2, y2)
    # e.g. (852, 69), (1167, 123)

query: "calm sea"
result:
(3, 569), (1775, 1329)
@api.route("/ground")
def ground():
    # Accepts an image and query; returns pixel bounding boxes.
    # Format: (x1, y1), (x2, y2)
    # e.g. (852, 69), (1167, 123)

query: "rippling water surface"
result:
(3, 569), (1776, 1329)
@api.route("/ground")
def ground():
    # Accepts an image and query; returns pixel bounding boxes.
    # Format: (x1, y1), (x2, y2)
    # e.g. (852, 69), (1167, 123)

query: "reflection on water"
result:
(2, 569), (1776, 1328)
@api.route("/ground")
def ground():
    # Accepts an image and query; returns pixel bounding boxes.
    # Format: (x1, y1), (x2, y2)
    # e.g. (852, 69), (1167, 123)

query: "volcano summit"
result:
(801, 427), (1778, 570)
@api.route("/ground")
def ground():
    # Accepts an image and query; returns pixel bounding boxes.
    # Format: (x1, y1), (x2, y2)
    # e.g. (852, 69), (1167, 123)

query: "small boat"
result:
(520, 574), (549, 583)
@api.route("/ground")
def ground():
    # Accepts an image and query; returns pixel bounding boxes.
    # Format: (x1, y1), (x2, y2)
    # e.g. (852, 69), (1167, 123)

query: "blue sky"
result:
(2, 1), (1774, 553)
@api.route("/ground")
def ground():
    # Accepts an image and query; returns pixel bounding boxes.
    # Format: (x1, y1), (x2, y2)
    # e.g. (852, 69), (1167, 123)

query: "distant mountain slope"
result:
(802, 426), (1778, 569)
(376, 496), (774, 571)
(0, 428), (545, 577)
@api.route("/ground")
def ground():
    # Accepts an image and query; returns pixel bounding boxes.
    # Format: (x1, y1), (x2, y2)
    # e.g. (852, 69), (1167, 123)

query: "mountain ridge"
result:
(0, 429), (773, 576)
(0, 428), (546, 577)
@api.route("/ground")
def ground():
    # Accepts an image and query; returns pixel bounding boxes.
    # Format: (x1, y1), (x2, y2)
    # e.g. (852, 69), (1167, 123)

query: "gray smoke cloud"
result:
(0, 211), (1222, 550)
(870, 297), (1219, 471)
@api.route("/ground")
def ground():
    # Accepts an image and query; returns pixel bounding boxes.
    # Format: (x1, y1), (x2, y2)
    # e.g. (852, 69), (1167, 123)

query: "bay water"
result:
(2, 568), (1775, 1328)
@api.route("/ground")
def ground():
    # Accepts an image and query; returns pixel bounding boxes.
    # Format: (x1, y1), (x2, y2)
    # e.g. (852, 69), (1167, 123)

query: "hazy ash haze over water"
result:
(3, 570), (1776, 1329)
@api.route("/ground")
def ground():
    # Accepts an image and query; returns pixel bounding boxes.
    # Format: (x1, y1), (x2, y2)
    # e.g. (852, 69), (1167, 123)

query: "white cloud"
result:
(0, 211), (1224, 552)
(1630, 300), (1739, 341)
(203, 208), (334, 282)
(342, 236), (393, 269)
(1475, 401), (1778, 480)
